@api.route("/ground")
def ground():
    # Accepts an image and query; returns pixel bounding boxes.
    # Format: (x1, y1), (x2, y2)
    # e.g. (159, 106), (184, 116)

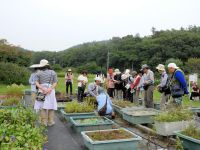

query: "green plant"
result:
(175, 137), (184, 150)
(0, 106), (47, 150)
(112, 100), (137, 108)
(0, 62), (30, 85)
(86, 129), (133, 141)
(75, 117), (105, 125)
(181, 125), (200, 140)
(154, 109), (193, 122)
(6, 84), (24, 98)
(1, 97), (20, 106)
(65, 101), (94, 113)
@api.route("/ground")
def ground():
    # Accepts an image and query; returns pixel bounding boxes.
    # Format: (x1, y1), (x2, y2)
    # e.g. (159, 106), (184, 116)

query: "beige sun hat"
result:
(114, 69), (121, 75)
(156, 64), (165, 71)
(68, 68), (72, 72)
(95, 77), (102, 82)
(38, 59), (49, 67)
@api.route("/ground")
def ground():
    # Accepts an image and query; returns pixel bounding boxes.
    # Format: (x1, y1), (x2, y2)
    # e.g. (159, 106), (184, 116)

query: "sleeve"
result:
(29, 74), (34, 85)
(131, 77), (141, 89)
(175, 71), (189, 94)
(160, 74), (168, 87)
(35, 72), (39, 82)
(52, 72), (58, 83)
(88, 84), (96, 97)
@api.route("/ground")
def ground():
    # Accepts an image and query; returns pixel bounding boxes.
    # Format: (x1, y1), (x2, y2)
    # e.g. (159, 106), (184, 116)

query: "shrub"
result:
(0, 62), (30, 85)
(1, 97), (20, 106)
(154, 109), (193, 122)
(5, 84), (24, 98)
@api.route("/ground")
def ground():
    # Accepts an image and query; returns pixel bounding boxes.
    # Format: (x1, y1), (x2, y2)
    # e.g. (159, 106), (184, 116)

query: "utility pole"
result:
(107, 50), (110, 72)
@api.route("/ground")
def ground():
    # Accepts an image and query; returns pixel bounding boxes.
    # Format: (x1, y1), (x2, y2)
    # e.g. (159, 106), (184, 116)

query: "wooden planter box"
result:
(122, 108), (158, 124)
(70, 116), (115, 133)
(175, 131), (200, 150)
(60, 109), (96, 121)
(81, 128), (142, 150)
(155, 120), (192, 136)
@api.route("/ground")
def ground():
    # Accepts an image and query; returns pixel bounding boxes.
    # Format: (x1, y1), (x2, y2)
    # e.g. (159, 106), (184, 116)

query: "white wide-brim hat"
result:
(38, 59), (49, 67)
(29, 64), (40, 68)
(156, 64), (165, 71)
(167, 63), (179, 69)
(68, 69), (72, 72)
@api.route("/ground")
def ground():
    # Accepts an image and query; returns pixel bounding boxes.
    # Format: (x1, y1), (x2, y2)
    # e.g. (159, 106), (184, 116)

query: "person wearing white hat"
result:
(34, 59), (58, 126)
(167, 63), (189, 105)
(65, 69), (73, 96)
(142, 64), (154, 108)
(77, 70), (88, 102)
(88, 77), (102, 97)
(156, 64), (169, 110)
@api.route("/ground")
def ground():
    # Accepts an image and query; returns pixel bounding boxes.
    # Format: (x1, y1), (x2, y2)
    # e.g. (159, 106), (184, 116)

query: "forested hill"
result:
(32, 26), (200, 73)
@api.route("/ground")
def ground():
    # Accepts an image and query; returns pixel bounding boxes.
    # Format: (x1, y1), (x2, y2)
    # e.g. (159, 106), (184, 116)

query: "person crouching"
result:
(96, 87), (115, 119)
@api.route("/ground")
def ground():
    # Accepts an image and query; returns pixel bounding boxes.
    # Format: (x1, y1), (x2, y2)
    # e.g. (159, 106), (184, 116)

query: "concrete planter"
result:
(81, 128), (142, 150)
(70, 116), (115, 133)
(60, 109), (96, 121)
(122, 108), (158, 124)
(112, 104), (123, 116)
(155, 120), (192, 136)
(175, 131), (200, 150)
(153, 103), (160, 110)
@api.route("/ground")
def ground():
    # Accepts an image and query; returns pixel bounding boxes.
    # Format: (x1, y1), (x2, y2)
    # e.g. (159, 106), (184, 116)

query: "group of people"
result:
(29, 58), (193, 126)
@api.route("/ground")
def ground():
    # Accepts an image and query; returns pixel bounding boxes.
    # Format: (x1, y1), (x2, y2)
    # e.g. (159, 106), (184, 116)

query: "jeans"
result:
(66, 81), (72, 95)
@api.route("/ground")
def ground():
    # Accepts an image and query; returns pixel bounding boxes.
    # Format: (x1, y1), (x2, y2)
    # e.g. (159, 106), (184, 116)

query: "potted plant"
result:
(122, 108), (158, 124)
(112, 100), (142, 116)
(60, 101), (95, 121)
(81, 128), (142, 150)
(175, 125), (200, 150)
(154, 109), (194, 136)
(70, 116), (115, 132)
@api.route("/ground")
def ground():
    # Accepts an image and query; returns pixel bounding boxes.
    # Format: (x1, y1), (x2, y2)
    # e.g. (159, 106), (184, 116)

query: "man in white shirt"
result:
(77, 71), (88, 102)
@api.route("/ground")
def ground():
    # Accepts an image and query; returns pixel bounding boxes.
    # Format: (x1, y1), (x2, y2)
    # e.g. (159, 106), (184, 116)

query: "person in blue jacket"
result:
(168, 63), (189, 105)
(96, 87), (115, 119)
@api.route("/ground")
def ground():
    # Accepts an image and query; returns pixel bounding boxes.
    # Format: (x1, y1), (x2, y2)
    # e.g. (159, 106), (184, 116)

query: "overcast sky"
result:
(0, 0), (200, 51)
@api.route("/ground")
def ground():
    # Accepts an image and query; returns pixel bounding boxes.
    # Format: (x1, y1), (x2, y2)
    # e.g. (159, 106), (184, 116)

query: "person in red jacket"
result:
(131, 70), (143, 104)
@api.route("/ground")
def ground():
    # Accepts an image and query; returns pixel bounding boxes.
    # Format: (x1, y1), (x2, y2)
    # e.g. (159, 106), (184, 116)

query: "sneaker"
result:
(48, 122), (55, 126)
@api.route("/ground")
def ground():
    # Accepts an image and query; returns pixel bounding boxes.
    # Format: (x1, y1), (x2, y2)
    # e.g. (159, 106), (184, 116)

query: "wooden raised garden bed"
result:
(81, 128), (142, 150)
(70, 116), (115, 132)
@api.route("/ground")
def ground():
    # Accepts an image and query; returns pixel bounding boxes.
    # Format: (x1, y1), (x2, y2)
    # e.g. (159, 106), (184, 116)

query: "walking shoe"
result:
(48, 122), (55, 126)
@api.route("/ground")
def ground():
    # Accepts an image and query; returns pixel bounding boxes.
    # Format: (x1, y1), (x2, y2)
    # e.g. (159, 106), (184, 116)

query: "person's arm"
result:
(131, 77), (141, 89)
(160, 74), (168, 87)
(29, 74), (34, 85)
(88, 84), (96, 97)
(175, 71), (189, 94)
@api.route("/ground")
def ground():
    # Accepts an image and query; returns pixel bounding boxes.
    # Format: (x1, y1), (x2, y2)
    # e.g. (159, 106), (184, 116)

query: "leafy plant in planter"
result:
(154, 109), (193, 122)
(65, 101), (94, 113)
(75, 118), (105, 125)
(181, 125), (200, 140)
(86, 128), (133, 141)
(112, 100), (137, 108)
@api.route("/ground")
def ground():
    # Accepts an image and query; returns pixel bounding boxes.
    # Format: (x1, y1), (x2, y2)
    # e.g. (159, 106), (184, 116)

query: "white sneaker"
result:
(48, 122), (55, 126)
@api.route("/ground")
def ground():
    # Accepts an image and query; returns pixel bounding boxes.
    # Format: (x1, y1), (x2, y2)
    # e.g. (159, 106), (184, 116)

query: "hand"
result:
(47, 87), (53, 94)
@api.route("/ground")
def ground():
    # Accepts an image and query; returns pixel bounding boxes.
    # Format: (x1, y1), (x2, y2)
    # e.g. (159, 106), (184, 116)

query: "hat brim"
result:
(156, 67), (165, 71)
(29, 64), (40, 68)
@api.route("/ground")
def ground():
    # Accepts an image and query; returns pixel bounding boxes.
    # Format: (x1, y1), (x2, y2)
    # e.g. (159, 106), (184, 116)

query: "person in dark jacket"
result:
(114, 69), (123, 100)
